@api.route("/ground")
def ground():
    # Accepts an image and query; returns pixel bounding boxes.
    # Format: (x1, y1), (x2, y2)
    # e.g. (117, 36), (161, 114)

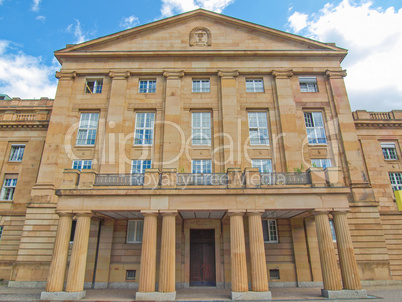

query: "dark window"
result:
(269, 269), (280, 279)
(70, 220), (77, 242)
(126, 270), (136, 280)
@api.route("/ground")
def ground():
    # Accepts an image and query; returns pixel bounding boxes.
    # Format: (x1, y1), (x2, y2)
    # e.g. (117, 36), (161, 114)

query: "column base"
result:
(231, 291), (272, 300)
(321, 289), (367, 299)
(136, 291), (176, 301)
(40, 291), (86, 301)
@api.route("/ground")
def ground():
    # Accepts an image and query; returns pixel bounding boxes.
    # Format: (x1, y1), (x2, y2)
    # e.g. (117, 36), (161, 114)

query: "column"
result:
(65, 212), (92, 293)
(332, 211), (362, 290)
(247, 211), (269, 292)
(290, 218), (312, 284)
(45, 212), (73, 292)
(159, 212), (177, 295)
(229, 212), (248, 293)
(313, 211), (342, 291)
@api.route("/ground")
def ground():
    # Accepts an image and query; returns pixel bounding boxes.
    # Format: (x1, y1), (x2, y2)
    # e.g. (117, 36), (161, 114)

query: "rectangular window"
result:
(0, 177), (17, 201)
(127, 220), (144, 243)
(389, 172), (402, 191)
(248, 112), (269, 145)
(72, 160), (93, 171)
(0, 226), (3, 241)
(192, 112), (211, 145)
(262, 219), (278, 243)
(299, 77), (318, 92)
(9, 145), (25, 162)
(70, 220), (77, 242)
(131, 160), (152, 174)
(252, 159), (272, 173)
(246, 79), (264, 92)
(139, 80), (156, 93)
(382, 143), (398, 160)
(192, 79), (210, 93)
(311, 158), (332, 169)
(134, 113), (155, 145)
(269, 269), (280, 280)
(192, 160), (212, 173)
(85, 79), (103, 93)
(126, 270), (136, 281)
(304, 112), (327, 144)
(76, 113), (99, 146)
(329, 220), (337, 242)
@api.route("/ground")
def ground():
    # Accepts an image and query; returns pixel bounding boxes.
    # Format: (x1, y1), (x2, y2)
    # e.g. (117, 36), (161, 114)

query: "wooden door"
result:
(190, 229), (216, 286)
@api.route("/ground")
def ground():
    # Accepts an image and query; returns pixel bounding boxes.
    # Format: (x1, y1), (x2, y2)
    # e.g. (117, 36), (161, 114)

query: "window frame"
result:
(192, 79), (210, 93)
(246, 79), (264, 93)
(138, 79), (156, 93)
(252, 159), (272, 173)
(72, 160), (93, 171)
(304, 111), (327, 145)
(389, 172), (402, 191)
(191, 159), (212, 174)
(85, 78), (103, 94)
(131, 160), (152, 174)
(299, 77), (318, 92)
(262, 219), (278, 243)
(248, 111), (270, 146)
(9, 145), (25, 162)
(381, 142), (398, 160)
(192, 112), (212, 146)
(126, 220), (144, 243)
(311, 158), (332, 169)
(0, 176), (17, 201)
(133, 112), (155, 146)
(76, 112), (100, 146)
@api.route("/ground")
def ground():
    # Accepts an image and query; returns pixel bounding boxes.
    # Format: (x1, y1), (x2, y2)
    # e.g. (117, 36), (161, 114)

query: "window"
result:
(304, 112), (327, 144)
(127, 220), (144, 243)
(329, 220), (337, 242)
(382, 143), (398, 160)
(192, 112), (211, 145)
(246, 79), (264, 92)
(72, 160), (93, 171)
(139, 80), (156, 93)
(76, 113), (99, 146)
(0, 177), (17, 201)
(269, 269), (280, 280)
(263, 219), (278, 243)
(248, 112), (269, 145)
(252, 159), (272, 172)
(85, 79), (103, 93)
(126, 270), (136, 281)
(9, 145), (25, 162)
(192, 160), (212, 173)
(134, 113), (155, 145)
(0, 226), (3, 241)
(131, 160), (152, 174)
(389, 172), (402, 191)
(311, 159), (332, 169)
(299, 77), (318, 92)
(192, 79), (210, 93)
(70, 220), (77, 242)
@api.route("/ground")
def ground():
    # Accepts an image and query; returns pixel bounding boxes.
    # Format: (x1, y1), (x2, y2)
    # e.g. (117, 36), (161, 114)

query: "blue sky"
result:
(0, 0), (401, 111)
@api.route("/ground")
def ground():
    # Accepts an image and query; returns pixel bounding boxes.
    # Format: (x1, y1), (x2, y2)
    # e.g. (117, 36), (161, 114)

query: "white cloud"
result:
(160, 0), (234, 18)
(120, 15), (140, 29)
(36, 15), (45, 22)
(66, 19), (87, 44)
(288, 0), (402, 111)
(0, 40), (58, 99)
(32, 0), (41, 11)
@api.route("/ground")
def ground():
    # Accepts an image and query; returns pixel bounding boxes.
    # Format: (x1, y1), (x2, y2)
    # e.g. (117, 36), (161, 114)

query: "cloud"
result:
(0, 40), (58, 99)
(160, 0), (234, 18)
(36, 15), (45, 22)
(66, 19), (87, 44)
(287, 0), (402, 111)
(120, 15), (140, 29)
(32, 0), (41, 11)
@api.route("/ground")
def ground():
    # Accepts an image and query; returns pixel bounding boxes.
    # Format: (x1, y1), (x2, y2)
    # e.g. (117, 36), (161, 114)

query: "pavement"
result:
(1, 284), (402, 301)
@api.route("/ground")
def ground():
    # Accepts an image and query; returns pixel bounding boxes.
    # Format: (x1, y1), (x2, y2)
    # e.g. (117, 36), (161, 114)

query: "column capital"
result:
(74, 211), (93, 218)
(108, 71), (130, 79)
(228, 210), (246, 217)
(246, 210), (264, 217)
(140, 210), (159, 217)
(163, 70), (184, 79)
(272, 69), (293, 79)
(325, 69), (347, 79)
(311, 209), (330, 217)
(331, 209), (350, 216)
(55, 71), (76, 80)
(217, 70), (239, 78)
(56, 211), (74, 218)
(160, 211), (178, 217)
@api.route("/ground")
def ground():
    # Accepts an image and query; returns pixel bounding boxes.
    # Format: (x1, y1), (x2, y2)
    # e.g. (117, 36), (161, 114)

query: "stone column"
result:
(247, 211), (269, 292)
(229, 211), (248, 296)
(332, 211), (362, 290)
(45, 212), (73, 292)
(65, 212), (92, 295)
(313, 211), (342, 291)
(158, 212), (177, 296)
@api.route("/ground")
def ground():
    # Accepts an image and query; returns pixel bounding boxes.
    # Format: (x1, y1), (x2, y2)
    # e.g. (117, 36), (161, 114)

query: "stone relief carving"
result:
(189, 27), (211, 46)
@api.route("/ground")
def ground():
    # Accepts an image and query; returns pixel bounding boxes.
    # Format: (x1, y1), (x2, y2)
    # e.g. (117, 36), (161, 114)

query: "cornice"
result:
(0, 123), (49, 129)
(354, 121), (402, 128)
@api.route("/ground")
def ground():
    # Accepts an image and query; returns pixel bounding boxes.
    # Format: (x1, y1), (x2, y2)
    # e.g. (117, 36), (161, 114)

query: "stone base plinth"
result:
(136, 291), (176, 301)
(231, 291), (272, 300)
(40, 291), (86, 301)
(321, 289), (367, 299)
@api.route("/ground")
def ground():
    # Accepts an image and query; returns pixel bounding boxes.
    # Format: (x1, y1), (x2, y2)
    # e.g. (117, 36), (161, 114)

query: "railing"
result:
(94, 174), (145, 186)
(369, 112), (391, 120)
(260, 172), (311, 185)
(177, 173), (229, 186)
(16, 114), (36, 121)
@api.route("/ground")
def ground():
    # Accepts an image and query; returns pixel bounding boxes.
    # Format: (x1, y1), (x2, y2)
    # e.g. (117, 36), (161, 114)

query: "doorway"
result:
(190, 229), (216, 286)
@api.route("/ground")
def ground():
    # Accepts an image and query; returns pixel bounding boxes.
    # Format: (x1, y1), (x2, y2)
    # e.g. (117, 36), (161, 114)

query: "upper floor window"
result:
(139, 80), (156, 93)
(246, 79), (264, 92)
(76, 113), (99, 146)
(0, 177), (17, 201)
(9, 145), (25, 162)
(85, 79), (103, 94)
(299, 77), (318, 92)
(262, 219), (278, 243)
(192, 79), (210, 93)
(192, 159), (212, 173)
(252, 159), (272, 172)
(131, 160), (151, 174)
(382, 143), (398, 160)
(389, 172), (402, 191)
(304, 112), (327, 144)
(248, 112), (269, 145)
(329, 220), (337, 242)
(192, 112), (211, 146)
(72, 160), (93, 171)
(311, 158), (332, 169)
(134, 113), (155, 145)
(127, 220), (143, 243)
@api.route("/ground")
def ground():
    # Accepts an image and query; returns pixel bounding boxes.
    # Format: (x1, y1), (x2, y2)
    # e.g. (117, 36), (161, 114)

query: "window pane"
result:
(136, 220), (144, 242)
(248, 112), (269, 145)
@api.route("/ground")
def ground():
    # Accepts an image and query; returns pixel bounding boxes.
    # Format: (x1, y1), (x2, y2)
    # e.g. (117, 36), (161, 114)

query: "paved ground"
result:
(1, 284), (402, 301)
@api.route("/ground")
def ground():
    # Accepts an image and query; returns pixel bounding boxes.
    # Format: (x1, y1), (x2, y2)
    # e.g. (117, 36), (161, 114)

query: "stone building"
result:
(0, 9), (401, 301)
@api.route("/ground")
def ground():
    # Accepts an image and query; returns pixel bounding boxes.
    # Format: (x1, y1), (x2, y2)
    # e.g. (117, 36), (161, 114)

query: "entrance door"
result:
(190, 229), (216, 286)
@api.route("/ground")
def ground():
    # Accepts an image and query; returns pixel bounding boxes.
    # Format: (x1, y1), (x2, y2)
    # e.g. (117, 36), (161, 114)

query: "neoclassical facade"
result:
(0, 9), (401, 301)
